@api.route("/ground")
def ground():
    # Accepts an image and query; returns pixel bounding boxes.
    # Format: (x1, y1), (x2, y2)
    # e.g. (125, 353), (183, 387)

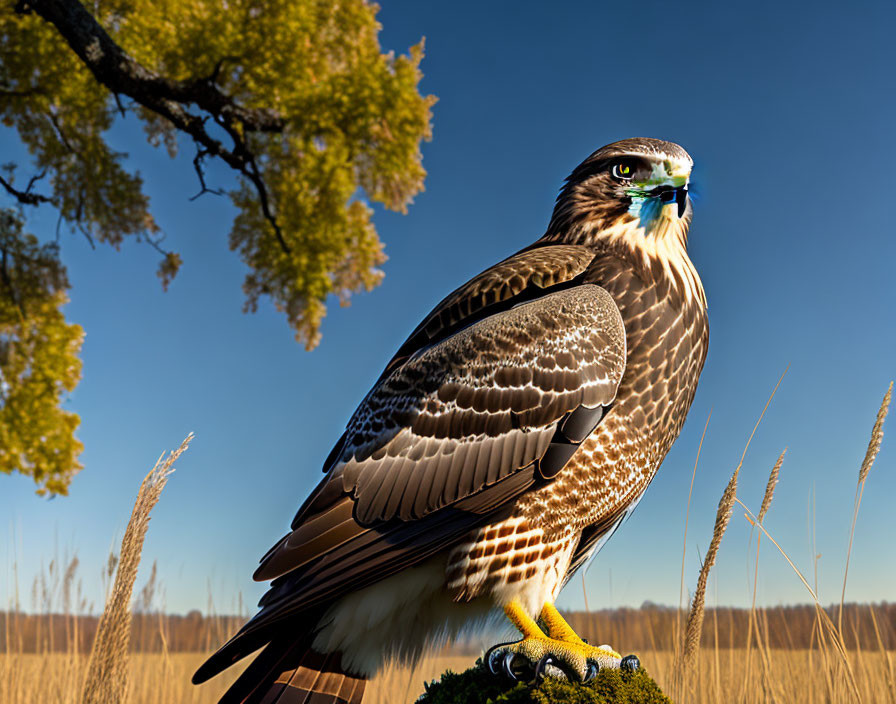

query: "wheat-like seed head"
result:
(758, 449), (786, 524)
(682, 466), (739, 675)
(857, 382), (892, 485)
(80, 434), (192, 704)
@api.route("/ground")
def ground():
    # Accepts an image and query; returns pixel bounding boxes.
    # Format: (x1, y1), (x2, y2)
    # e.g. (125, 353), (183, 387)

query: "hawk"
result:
(194, 137), (709, 703)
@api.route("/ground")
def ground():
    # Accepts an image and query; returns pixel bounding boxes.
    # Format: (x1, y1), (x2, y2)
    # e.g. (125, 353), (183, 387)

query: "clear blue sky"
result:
(3, 0), (895, 616)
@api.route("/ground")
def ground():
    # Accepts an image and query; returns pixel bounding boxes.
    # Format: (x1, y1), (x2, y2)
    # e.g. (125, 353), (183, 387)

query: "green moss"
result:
(416, 659), (672, 704)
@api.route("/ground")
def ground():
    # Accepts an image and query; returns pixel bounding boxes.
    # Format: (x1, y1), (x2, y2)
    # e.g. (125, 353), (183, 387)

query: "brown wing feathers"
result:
(195, 245), (627, 690)
(348, 285), (624, 524)
(256, 284), (625, 583)
(197, 470), (538, 684)
(384, 244), (597, 374)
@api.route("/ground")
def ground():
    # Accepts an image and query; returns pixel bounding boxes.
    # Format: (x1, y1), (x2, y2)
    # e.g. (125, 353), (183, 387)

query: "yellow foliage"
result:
(0, 210), (84, 495)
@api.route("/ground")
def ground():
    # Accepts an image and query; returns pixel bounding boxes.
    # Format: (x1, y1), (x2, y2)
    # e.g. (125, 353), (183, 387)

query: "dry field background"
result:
(2, 383), (892, 703)
(3, 649), (895, 704)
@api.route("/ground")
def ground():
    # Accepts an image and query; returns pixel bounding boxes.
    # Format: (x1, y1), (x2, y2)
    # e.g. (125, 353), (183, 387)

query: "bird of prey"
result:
(194, 137), (709, 703)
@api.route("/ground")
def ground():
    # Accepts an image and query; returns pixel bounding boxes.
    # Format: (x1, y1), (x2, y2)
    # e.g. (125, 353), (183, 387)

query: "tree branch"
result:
(46, 110), (79, 154)
(0, 173), (52, 206)
(16, 0), (291, 253)
(189, 145), (225, 201)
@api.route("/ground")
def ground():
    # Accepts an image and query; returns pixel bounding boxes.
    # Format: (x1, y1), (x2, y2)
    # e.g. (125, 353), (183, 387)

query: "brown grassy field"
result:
(3, 649), (895, 704)
(2, 385), (892, 702)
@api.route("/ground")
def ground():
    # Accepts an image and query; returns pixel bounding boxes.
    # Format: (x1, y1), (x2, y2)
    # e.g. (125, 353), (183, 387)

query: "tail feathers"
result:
(193, 627), (272, 686)
(261, 649), (366, 704)
(216, 638), (366, 704)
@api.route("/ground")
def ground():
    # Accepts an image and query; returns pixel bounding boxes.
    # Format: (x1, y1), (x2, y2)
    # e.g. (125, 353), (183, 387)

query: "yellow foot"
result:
(486, 600), (639, 682)
(485, 634), (625, 681)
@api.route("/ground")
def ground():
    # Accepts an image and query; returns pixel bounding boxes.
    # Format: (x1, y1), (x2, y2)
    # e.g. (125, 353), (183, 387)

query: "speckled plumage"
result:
(195, 138), (709, 704)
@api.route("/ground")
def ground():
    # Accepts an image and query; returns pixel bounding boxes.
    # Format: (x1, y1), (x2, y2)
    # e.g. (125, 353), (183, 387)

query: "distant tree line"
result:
(1, 609), (243, 654)
(4, 604), (895, 654)
(564, 603), (896, 653)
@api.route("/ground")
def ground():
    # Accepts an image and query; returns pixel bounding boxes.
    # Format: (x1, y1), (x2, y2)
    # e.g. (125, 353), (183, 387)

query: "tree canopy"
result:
(0, 0), (435, 494)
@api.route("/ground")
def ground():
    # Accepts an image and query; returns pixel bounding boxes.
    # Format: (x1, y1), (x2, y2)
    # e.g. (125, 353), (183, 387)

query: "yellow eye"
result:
(612, 161), (635, 180)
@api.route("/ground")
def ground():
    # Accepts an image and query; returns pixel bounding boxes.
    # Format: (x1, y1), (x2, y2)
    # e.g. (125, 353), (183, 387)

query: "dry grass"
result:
(681, 464), (738, 678)
(647, 649), (894, 704)
(366, 654), (475, 704)
(80, 435), (192, 704)
(3, 646), (896, 704)
(1, 653), (243, 704)
(680, 371), (786, 689)
(740, 448), (786, 702)
(10, 649), (892, 704)
(841, 382), (893, 632)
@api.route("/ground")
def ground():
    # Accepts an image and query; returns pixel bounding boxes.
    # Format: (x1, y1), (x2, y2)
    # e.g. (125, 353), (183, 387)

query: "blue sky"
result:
(2, 0), (895, 616)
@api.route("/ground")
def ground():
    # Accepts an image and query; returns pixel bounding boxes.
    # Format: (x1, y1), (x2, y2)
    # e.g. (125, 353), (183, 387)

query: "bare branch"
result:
(0, 173), (52, 206)
(112, 91), (126, 118)
(188, 145), (225, 201)
(139, 230), (172, 258)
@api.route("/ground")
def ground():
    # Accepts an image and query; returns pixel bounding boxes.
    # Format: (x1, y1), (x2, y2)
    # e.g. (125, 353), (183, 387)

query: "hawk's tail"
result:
(211, 638), (366, 704)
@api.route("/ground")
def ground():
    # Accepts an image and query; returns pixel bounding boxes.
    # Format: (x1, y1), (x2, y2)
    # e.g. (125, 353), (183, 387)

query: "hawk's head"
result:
(546, 138), (694, 245)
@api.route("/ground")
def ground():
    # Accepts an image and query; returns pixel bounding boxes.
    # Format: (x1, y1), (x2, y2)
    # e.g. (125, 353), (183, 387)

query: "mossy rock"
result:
(416, 658), (672, 704)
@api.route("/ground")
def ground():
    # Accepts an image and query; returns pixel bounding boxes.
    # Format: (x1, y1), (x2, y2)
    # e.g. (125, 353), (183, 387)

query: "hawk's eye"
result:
(612, 160), (636, 180)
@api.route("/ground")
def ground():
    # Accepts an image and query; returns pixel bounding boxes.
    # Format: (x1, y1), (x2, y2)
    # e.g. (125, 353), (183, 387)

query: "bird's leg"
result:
(539, 602), (622, 667)
(504, 599), (549, 641)
(538, 601), (587, 643)
(486, 600), (639, 682)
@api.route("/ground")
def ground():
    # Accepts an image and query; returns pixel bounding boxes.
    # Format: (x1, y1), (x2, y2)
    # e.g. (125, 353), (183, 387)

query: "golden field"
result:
(3, 649), (895, 704)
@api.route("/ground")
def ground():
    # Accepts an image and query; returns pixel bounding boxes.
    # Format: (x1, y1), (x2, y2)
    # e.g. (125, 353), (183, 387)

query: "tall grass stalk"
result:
(676, 410), (711, 657)
(79, 434), (192, 704)
(734, 497), (861, 700)
(679, 370), (786, 697)
(681, 465), (738, 685)
(741, 448), (786, 700)
(839, 382), (892, 635)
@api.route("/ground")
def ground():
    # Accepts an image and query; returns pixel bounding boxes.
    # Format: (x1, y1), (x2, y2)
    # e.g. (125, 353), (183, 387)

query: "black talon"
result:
(501, 652), (517, 680)
(485, 647), (502, 675)
(533, 655), (553, 683)
(535, 655), (573, 682)
(482, 643), (510, 675)
(503, 652), (533, 681)
(484, 642), (516, 676)
(621, 654), (640, 672)
(583, 659), (600, 682)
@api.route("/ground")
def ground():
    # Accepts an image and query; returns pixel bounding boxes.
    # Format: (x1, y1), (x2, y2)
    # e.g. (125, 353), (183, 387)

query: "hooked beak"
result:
(651, 184), (689, 218)
(625, 159), (692, 225)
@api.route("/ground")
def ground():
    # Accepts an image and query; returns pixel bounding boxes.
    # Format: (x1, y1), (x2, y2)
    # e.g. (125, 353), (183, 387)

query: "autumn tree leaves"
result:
(0, 0), (434, 493)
